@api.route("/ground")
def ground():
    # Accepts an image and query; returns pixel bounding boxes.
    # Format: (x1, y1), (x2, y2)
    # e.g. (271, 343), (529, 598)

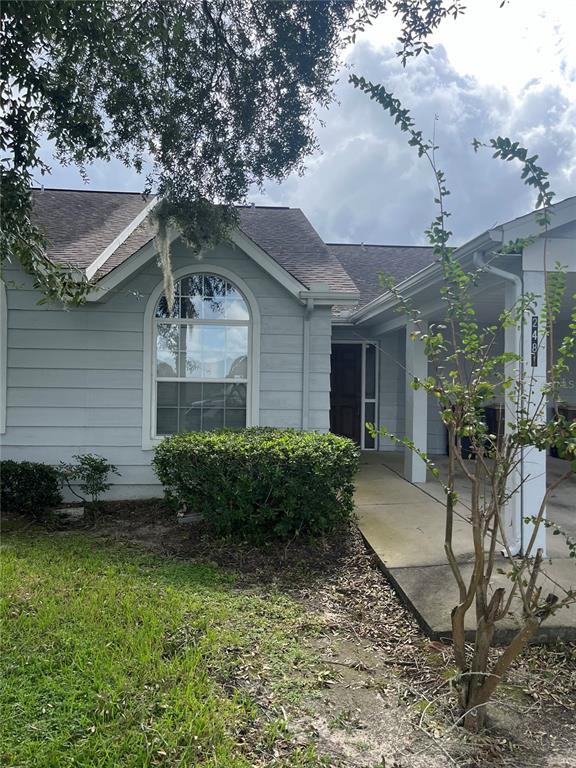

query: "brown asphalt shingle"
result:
(31, 189), (151, 270)
(30, 189), (436, 305)
(327, 243), (435, 308)
(31, 189), (357, 294)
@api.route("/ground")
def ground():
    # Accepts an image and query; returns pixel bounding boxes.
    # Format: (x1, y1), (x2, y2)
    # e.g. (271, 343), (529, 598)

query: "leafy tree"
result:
(352, 75), (576, 732)
(0, 0), (463, 303)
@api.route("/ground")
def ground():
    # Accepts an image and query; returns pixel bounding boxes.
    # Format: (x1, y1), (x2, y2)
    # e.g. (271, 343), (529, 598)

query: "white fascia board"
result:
(86, 229), (176, 302)
(300, 289), (359, 305)
(89, 224), (310, 303)
(351, 230), (497, 325)
(85, 196), (159, 280)
(499, 195), (576, 240)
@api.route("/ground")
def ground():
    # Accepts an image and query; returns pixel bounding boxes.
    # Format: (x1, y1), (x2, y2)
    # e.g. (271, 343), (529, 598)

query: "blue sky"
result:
(35, 0), (575, 247)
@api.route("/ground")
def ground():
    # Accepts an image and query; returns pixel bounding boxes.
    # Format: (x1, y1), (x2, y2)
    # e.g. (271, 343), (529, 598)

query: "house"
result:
(1, 189), (575, 555)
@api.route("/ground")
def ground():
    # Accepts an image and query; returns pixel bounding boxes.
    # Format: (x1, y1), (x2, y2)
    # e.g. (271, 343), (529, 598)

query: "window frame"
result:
(142, 265), (260, 449)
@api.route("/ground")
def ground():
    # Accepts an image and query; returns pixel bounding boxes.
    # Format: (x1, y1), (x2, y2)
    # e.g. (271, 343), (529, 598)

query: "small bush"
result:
(0, 460), (62, 517)
(153, 428), (359, 541)
(59, 453), (120, 505)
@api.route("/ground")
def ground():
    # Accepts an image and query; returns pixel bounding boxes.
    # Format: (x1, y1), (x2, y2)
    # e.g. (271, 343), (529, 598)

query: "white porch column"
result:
(404, 321), (428, 483)
(521, 270), (547, 556)
(503, 281), (522, 554)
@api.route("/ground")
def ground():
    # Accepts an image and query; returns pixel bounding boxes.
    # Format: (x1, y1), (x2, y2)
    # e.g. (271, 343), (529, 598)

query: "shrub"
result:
(153, 428), (359, 541)
(59, 454), (120, 505)
(0, 460), (62, 517)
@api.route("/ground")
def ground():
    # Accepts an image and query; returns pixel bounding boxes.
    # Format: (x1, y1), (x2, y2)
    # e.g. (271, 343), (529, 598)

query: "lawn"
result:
(2, 519), (575, 768)
(0, 528), (320, 768)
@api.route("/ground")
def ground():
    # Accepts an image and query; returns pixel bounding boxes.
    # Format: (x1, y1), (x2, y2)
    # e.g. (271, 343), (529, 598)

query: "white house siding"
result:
(1, 240), (330, 499)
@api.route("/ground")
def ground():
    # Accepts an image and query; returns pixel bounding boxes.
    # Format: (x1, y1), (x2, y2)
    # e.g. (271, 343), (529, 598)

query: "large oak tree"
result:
(1, 0), (463, 303)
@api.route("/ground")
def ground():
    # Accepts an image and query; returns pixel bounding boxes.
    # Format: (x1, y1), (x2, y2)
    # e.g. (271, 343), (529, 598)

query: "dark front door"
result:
(330, 344), (362, 444)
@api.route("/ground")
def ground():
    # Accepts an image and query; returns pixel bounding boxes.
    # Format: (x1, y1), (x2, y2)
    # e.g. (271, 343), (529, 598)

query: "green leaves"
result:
(153, 428), (360, 542)
(59, 453), (120, 506)
(0, 460), (63, 518)
(2, 0), (353, 302)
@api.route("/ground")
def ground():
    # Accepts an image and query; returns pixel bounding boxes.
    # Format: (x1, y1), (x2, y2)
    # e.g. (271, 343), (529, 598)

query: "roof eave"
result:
(350, 228), (499, 325)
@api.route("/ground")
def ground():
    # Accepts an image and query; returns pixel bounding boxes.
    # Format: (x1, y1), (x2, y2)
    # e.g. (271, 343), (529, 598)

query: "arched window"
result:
(152, 273), (250, 435)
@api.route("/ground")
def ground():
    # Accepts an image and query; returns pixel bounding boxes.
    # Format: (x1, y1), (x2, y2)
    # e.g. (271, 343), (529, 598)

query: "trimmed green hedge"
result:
(1, 460), (62, 517)
(153, 428), (359, 541)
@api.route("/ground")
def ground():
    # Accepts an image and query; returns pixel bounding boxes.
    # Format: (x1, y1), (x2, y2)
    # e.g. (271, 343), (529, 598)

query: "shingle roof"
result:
(31, 189), (356, 294)
(238, 207), (356, 293)
(31, 189), (152, 270)
(327, 243), (435, 308)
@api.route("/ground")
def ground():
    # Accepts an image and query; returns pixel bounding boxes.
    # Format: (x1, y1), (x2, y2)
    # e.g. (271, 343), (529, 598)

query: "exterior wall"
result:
(332, 326), (446, 454)
(377, 330), (404, 451)
(1, 240), (330, 498)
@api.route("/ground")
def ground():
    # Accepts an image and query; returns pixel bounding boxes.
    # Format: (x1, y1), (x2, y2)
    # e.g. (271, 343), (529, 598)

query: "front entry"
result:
(330, 343), (362, 444)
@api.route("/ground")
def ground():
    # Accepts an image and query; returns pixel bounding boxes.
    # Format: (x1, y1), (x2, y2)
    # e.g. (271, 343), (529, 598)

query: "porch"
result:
(355, 451), (576, 642)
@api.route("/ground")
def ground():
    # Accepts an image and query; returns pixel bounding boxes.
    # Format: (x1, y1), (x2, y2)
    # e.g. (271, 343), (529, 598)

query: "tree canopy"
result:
(0, 0), (463, 303)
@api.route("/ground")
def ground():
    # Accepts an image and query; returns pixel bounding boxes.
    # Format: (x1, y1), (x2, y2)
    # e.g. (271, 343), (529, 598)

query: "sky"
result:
(35, 0), (576, 247)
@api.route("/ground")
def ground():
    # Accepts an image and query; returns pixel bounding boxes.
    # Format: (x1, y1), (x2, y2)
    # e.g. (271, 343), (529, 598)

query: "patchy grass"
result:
(0, 529), (323, 768)
(2, 514), (575, 768)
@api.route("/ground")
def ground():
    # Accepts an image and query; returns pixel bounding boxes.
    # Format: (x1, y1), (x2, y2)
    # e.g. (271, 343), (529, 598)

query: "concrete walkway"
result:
(355, 452), (576, 643)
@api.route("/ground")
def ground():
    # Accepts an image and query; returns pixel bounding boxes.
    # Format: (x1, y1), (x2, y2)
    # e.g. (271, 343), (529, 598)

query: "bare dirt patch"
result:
(20, 503), (576, 768)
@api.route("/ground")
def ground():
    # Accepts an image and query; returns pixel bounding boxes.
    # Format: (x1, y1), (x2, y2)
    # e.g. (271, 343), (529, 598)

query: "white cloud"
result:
(34, 0), (575, 247)
(253, 35), (576, 245)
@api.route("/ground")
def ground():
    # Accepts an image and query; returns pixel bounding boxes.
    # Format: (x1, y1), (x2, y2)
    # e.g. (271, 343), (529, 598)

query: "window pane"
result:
(202, 407), (224, 430)
(156, 325), (179, 377)
(155, 291), (179, 318)
(226, 326), (248, 378)
(202, 296), (226, 319)
(203, 275), (227, 298)
(157, 382), (178, 406)
(180, 296), (202, 319)
(202, 327), (226, 378)
(180, 407), (201, 432)
(179, 382), (202, 406)
(225, 409), (246, 428)
(179, 275), (203, 296)
(365, 345), (376, 400)
(181, 326), (203, 377)
(203, 383), (226, 407)
(225, 298), (249, 321)
(364, 402), (376, 449)
(157, 408), (178, 435)
(225, 383), (246, 408)
(227, 355), (247, 378)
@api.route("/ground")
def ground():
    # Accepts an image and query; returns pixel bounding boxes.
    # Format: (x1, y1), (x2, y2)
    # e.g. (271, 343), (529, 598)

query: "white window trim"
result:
(142, 264), (261, 450)
(0, 280), (6, 434)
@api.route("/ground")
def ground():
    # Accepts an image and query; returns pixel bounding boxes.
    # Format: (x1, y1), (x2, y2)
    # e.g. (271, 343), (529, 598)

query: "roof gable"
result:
(31, 189), (357, 296)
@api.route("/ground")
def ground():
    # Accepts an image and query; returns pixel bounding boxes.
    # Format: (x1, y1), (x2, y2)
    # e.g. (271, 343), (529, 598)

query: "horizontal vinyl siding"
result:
(9, 329), (142, 350)
(1, 241), (332, 498)
(375, 328), (446, 455)
(8, 388), (141, 407)
(8, 369), (142, 388)
(309, 308), (331, 431)
(9, 349), (143, 369)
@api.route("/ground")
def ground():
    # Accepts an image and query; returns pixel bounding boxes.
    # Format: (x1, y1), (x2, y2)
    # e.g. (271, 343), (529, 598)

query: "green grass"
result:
(0, 529), (322, 767)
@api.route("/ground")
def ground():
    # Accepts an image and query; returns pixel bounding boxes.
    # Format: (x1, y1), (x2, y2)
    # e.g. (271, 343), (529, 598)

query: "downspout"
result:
(301, 297), (314, 430)
(473, 250), (523, 556)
